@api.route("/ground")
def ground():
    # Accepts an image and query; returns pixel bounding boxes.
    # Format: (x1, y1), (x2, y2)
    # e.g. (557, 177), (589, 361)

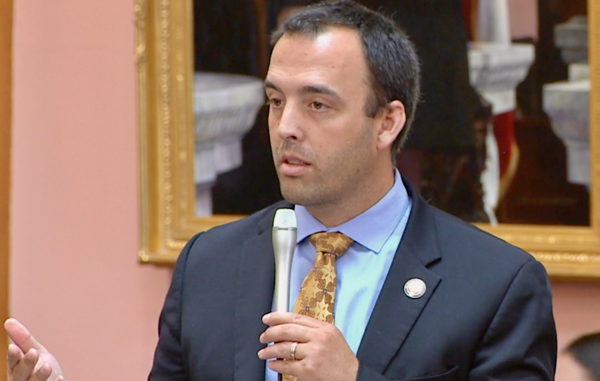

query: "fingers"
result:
(11, 348), (39, 381)
(7, 343), (23, 371)
(260, 313), (317, 345)
(29, 362), (53, 381)
(8, 348), (55, 381)
(260, 322), (314, 345)
(267, 357), (303, 376)
(5, 318), (44, 353)
(5, 319), (64, 381)
(14, 362), (53, 381)
(260, 312), (333, 345)
(258, 341), (303, 361)
(263, 312), (323, 328)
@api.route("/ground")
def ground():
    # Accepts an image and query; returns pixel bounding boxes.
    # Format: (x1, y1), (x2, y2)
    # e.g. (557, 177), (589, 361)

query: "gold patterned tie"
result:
(282, 233), (353, 381)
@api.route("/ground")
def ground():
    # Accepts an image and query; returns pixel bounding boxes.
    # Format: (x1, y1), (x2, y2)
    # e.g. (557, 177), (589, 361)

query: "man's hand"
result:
(5, 318), (65, 381)
(258, 312), (359, 381)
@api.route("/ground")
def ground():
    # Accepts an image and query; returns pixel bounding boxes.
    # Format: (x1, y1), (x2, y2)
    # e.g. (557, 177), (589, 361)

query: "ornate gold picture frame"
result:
(136, 0), (600, 279)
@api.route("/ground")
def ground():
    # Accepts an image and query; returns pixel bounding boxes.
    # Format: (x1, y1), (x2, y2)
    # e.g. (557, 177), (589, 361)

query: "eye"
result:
(267, 98), (283, 108)
(311, 101), (326, 110)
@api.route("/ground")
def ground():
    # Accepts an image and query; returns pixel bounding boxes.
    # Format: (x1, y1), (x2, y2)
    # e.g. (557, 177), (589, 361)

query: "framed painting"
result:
(135, 0), (600, 279)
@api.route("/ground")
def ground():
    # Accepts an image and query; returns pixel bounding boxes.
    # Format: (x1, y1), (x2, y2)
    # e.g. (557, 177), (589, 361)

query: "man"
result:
(278, 0), (488, 223)
(6, 1), (556, 380)
(556, 332), (600, 381)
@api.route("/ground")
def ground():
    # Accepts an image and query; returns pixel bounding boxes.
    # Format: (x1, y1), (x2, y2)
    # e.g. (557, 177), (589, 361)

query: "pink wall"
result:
(8, 1), (600, 380)
(508, 0), (538, 40)
(10, 1), (172, 380)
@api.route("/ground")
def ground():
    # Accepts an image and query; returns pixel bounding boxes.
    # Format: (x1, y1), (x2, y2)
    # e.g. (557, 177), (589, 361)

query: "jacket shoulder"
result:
(430, 206), (539, 273)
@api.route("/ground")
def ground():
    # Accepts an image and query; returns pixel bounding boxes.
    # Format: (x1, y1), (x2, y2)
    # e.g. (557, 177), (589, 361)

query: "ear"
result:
(376, 100), (406, 151)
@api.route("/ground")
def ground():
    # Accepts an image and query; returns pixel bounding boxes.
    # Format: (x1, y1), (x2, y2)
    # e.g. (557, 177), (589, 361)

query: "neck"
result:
(306, 167), (396, 227)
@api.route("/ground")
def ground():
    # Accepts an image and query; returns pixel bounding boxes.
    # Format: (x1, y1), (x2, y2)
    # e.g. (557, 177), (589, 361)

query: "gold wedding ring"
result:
(290, 341), (298, 361)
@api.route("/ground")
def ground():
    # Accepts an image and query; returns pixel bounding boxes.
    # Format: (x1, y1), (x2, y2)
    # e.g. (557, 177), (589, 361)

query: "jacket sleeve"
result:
(467, 259), (557, 380)
(147, 233), (203, 381)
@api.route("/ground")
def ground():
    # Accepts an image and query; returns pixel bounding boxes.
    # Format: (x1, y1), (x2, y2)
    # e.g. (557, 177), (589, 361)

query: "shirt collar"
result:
(295, 169), (410, 253)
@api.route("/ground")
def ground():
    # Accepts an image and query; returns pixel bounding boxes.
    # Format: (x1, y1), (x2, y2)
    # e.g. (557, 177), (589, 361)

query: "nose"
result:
(271, 101), (304, 141)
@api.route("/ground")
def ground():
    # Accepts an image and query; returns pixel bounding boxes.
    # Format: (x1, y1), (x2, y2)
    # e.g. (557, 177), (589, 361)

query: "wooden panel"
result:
(0, 0), (12, 378)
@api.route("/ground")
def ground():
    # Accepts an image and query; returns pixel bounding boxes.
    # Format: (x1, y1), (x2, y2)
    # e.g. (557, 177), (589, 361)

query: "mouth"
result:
(284, 158), (307, 165)
(280, 152), (309, 165)
(279, 154), (310, 176)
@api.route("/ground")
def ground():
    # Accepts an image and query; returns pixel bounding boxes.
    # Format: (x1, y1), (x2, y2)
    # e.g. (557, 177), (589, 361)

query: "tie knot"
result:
(309, 232), (353, 257)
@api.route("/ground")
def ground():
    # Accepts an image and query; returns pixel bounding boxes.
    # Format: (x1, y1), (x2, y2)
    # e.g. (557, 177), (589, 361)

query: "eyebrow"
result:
(264, 80), (343, 103)
(264, 79), (280, 92)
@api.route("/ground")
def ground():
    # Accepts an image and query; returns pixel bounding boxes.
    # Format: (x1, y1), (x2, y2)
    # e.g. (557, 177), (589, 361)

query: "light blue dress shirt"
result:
(265, 170), (412, 381)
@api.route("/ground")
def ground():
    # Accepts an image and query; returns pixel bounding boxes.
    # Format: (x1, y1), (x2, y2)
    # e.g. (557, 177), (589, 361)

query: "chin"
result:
(280, 186), (310, 206)
(281, 186), (331, 208)
(280, 189), (303, 205)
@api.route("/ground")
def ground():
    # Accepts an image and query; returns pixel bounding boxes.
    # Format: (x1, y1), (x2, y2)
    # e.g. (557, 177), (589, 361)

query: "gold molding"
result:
(137, 0), (600, 280)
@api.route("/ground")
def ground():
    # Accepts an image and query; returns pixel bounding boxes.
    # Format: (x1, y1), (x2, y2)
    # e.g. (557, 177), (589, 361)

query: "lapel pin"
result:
(404, 278), (426, 299)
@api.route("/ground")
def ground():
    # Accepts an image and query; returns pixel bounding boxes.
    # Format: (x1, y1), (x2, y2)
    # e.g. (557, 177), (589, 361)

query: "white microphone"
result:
(272, 208), (297, 313)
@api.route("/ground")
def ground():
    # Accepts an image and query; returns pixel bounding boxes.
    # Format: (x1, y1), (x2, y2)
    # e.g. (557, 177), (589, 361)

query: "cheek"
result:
(269, 136), (281, 155)
(267, 113), (276, 131)
(268, 119), (279, 141)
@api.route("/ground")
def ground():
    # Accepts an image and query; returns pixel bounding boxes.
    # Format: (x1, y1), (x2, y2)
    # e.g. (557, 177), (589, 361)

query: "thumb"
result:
(4, 318), (46, 353)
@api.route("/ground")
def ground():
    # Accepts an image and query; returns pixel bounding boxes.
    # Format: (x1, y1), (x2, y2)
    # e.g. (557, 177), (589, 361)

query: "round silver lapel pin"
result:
(404, 278), (426, 299)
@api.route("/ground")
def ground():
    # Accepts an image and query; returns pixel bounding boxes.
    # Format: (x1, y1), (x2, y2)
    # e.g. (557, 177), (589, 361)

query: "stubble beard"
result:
(274, 118), (378, 212)
(279, 175), (330, 207)
(275, 140), (371, 210)
(274, 140), (326, 207)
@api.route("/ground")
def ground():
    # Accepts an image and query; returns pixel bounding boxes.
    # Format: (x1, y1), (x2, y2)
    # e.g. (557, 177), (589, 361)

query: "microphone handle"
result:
(272, 227), (296, 381)
(273, 228), (296, 313)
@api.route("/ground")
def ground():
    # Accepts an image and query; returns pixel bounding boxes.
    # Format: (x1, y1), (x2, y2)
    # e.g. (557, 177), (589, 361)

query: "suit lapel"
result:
(230, 187), (442, 377)
(233, 203), (294, 381)
(357, 186), (442, 375)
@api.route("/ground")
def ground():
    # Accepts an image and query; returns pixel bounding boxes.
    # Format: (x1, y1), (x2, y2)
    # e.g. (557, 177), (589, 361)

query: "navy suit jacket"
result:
(148, 183), (556, 380)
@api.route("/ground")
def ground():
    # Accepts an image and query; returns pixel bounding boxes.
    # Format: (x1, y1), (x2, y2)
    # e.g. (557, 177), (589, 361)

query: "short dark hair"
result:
(271, 0), (421, 155)
(566, 332), (600, 381)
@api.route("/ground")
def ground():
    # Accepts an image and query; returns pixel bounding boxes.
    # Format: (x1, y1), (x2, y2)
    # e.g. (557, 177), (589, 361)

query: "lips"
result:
(279, 154), (310, 176)
(285, 158), (306, 165)
(280, 153), (309, 165)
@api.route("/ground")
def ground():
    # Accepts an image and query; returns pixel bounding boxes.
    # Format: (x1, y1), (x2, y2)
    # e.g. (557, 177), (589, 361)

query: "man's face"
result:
(265, 27), (386, 213)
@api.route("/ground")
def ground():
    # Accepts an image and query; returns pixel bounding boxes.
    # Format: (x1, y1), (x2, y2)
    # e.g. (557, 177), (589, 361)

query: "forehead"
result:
(266, 27), (370, 93)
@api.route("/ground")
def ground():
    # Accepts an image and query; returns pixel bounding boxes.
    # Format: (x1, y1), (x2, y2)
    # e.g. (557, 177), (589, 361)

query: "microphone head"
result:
(273, 208), (297, 229)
